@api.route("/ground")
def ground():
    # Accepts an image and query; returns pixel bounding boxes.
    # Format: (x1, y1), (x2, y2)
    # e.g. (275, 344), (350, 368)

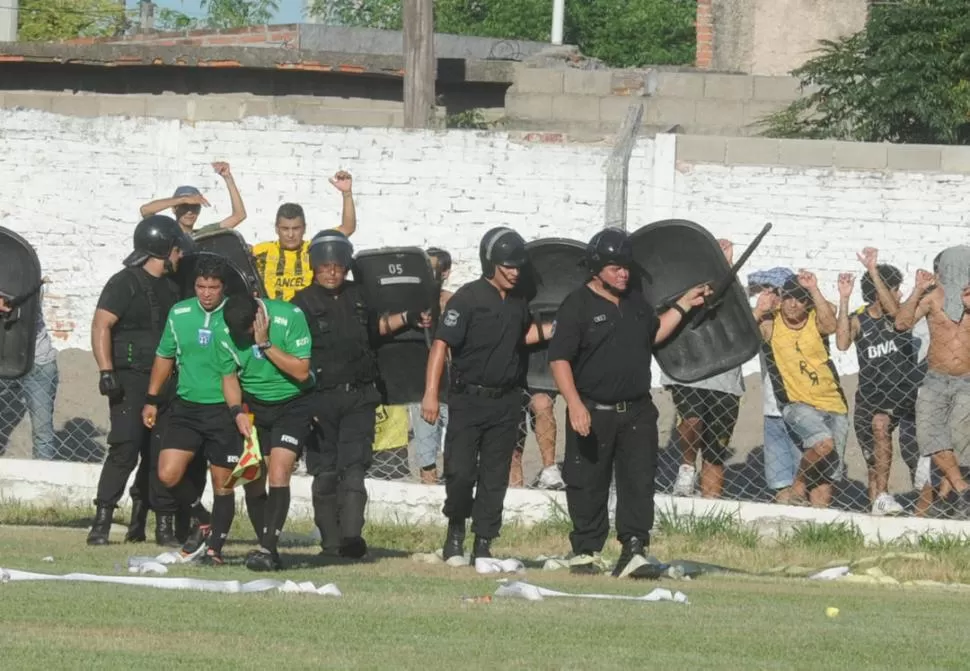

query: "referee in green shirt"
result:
(219, 293), (314, 572)
(142, 256), (242, 565)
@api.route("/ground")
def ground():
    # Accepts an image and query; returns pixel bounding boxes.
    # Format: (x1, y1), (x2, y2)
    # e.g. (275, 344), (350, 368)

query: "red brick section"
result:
(62, 24), (299, 48)
(696, 0), (714, 70)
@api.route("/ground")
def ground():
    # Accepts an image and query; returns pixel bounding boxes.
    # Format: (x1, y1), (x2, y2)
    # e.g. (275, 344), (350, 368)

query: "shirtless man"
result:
(895, 253), (970, 518)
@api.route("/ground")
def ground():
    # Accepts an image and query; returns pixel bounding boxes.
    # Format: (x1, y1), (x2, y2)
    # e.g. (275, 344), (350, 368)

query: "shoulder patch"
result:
(443, 309), (460, 327)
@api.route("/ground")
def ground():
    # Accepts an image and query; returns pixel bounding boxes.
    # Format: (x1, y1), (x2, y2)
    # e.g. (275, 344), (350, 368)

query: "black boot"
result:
(155, 514), (179, 547)
(124, 499), (148, 543)
(339, 536), (368, 560)
(442, 519), (465, 560)
(175, 509), (191, 544)
(471, 536), (492, 561)
(86, 504), (113, 546)
(612, 536), (649, 578)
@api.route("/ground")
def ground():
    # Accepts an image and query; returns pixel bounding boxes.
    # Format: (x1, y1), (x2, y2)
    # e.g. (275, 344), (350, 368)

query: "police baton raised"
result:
(691, 222), (772, 327)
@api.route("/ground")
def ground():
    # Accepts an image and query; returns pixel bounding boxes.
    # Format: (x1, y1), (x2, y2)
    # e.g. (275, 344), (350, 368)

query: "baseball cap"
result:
(173, 185), (201, 199)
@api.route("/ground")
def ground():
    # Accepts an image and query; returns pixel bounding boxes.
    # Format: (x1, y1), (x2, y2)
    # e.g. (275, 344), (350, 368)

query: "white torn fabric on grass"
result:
(0, 568), (342, 597)
(494, 580), (689, 604)
(410, 551), (526, 574)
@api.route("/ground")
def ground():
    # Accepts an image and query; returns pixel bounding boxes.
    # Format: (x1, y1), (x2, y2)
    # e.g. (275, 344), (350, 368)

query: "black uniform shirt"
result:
(548, 285), (659, 404)
(854, 309), (925, 408)
(96, 267), (179, 332)
(436, 278), (533, 389)
(292, 281), (380, 387)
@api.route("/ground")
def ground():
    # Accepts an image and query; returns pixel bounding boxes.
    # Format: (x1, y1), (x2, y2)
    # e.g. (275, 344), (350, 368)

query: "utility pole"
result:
(0, 0), (18, 42)
(551, 0), (565, 45)
(139, 1), (155, 34)
(403, 0), (435, 129)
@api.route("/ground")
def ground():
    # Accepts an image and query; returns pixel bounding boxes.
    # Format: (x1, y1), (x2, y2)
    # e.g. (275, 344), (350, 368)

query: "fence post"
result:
(604, 103), (644, 231)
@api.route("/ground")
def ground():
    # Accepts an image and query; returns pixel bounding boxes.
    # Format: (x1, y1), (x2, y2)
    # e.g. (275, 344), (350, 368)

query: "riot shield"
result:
(190, 229), (265, 298)
(520, 237), (588, 393)
(0, 226), (43, 379)
(630, 219), (766, 383)
(174, 251), (259, 301)
(354, 247), (439, 405)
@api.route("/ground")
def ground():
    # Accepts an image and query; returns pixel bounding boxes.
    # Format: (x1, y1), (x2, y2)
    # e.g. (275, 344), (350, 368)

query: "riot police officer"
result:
(421, 227), (554, 562)
(87, 215), (191, 546)
(548, 228), (708, 578)
(292, 231), (430, 559)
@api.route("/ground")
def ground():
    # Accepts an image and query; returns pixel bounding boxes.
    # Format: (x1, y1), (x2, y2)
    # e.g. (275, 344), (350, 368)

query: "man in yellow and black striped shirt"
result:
(252, 171), (357, 301)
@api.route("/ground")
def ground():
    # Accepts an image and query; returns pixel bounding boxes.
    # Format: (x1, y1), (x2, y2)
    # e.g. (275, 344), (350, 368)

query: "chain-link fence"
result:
(4, 261), (970, 520)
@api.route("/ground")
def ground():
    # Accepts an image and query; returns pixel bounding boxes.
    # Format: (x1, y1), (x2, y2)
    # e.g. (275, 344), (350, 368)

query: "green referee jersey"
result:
(156, 297), (228, 405)
(215, 298), (313, 403)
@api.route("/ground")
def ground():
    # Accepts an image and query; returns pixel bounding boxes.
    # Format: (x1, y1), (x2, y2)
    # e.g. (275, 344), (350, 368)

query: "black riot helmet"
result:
(123, 215), (187, 268)
(479, 227), (528, 279)
(586, 227), (633, 275)
(308, 229), (354, 270)
(861, 263), (903, 305)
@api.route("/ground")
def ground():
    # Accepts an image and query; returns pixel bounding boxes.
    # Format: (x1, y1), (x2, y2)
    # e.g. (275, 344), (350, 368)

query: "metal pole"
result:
(0, 0), (18, 42)
(551, 0), (565, 45)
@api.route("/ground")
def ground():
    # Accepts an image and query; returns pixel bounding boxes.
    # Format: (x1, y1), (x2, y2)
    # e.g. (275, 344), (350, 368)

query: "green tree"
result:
(762, 0), (970, 145)
(17, 0), (125, 41)
(201, 0), (279, 29)
(308, 0), (694, 68)
(155, 8), (199, 32)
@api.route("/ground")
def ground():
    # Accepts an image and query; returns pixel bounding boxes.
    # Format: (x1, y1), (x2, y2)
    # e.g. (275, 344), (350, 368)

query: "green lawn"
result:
(0, 513), (968, 670)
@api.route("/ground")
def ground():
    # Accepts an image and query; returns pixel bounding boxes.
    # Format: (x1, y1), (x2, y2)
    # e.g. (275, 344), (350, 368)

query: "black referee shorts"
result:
(161, 398), (242, 469)
(247, 393), (313, 456)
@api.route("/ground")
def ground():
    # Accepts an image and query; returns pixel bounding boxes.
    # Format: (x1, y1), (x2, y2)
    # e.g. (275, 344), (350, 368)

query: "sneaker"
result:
(536, 465), (566, 490)
(871, 492), (905, 517)
(200, 548), (225, 566)
(672, 464), (696, 497)
(245, 548), (282, 572)
(179, 523), (211, 561)
(612, 536), (649, 578)
(568, 553), (603, 576)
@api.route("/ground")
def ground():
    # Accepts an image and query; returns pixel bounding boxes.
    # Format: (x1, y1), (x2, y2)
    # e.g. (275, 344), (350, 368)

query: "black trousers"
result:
(441, 389), (521, 539)
(306, 384), (380, 547)
(562, 398), (659, 555)
(94, 370), (203, 512)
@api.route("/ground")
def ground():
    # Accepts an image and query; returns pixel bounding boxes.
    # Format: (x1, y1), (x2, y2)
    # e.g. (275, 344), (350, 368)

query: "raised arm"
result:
(896, 269), (937, 330)
(797, 270), (837, 336)
(858, 247), (900, 316)
(655, 285), (711, 344)
(212, 162), (247, 230)
(752, 290), (778, 342)
(329, 171), (357, 238)
(835, 273), (860, 352)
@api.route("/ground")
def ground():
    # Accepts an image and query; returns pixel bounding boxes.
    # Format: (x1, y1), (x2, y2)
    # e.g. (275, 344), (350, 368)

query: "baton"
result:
(690, 223), (773, 327)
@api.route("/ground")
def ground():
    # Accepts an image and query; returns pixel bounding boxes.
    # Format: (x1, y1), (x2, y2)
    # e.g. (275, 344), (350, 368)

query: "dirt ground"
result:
(0, 348), (914, 510)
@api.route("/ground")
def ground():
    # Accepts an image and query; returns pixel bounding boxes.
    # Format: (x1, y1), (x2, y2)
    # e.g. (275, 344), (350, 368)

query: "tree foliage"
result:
(200, 0), (280, 29)
(17, 0), (124, 41)
(308, 0), (695, 68)
(762, 0), (970, 145)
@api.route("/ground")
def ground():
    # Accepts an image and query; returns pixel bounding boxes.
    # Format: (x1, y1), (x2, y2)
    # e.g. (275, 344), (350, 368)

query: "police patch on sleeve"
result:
(443, 309), (460, 327)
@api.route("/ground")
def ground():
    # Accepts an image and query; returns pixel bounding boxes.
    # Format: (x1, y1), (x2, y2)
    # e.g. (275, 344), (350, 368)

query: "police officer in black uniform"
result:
(421, 227), (554, 562)
(547, 228), (709, 578)
(292, 230), (430, 559)
(87, 215), (191, 546)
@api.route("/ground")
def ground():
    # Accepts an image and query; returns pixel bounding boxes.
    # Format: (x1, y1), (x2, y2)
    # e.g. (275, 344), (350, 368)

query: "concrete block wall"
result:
(2, 107), (968, 379)
(505, 65), (803, 138)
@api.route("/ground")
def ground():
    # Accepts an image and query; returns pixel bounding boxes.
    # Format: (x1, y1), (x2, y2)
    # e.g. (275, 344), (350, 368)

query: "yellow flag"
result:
(224, 414), (264, 488)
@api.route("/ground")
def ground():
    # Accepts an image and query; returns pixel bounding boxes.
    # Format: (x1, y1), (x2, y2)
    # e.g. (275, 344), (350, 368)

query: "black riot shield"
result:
(0, 227), (44, 379)
(353, 247), (440, 405)
(189, 229), (265, 298)
(520, 237), (589, 393)
(630, 219), (767, 383)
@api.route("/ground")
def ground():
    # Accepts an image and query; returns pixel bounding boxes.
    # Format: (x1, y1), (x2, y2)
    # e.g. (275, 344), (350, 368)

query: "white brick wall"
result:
(1, 110), (963, 379)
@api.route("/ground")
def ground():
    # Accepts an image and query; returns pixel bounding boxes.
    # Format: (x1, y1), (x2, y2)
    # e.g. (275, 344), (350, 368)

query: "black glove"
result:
(98, 370), (123, 399)
(403, 310), (423, 329)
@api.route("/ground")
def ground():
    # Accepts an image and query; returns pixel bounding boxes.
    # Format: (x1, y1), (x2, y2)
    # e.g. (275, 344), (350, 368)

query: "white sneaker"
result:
(872, 492), (905, 516)
(672, 464), (696, 497)
(537, 465), (566, 490)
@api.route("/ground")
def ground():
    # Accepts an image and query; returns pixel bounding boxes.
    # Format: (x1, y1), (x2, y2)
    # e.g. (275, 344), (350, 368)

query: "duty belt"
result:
(451, 380), (514, 399)
(318, 381), (376, 393)
(588, 398), (646, 413)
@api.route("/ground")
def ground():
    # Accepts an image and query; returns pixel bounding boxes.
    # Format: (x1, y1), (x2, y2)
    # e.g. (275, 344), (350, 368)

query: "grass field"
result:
(2, 503), (970, 670)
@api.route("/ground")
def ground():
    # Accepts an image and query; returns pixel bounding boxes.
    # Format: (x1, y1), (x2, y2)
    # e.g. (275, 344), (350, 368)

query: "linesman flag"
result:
(224, 411), (264, 488)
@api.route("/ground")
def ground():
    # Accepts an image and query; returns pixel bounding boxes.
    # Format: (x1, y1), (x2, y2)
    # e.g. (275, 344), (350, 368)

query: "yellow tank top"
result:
(252, 240), (312, 302)
(765, 311), (847, 414)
